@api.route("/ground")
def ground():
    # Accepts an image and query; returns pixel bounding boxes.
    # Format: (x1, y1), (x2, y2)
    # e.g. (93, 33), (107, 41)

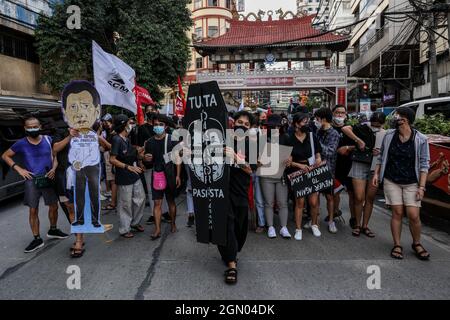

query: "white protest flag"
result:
(92, 41), (137, 114)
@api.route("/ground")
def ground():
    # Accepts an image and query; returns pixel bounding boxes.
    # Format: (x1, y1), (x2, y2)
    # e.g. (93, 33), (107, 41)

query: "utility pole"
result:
(428, 0), (439, 98)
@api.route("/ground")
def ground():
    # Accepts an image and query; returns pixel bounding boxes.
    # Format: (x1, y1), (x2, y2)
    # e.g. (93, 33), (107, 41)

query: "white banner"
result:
(92, 41), (137, 114)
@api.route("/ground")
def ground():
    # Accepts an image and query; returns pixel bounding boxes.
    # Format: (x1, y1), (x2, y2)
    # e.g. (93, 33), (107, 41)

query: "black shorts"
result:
(336, 176), (354, 192)
(24, 180), (58, 209)
(151, 186), (175, 202)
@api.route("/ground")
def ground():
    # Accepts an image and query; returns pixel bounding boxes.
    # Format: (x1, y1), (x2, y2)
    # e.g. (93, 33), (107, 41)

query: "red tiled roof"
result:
(194, 15), (349, 49)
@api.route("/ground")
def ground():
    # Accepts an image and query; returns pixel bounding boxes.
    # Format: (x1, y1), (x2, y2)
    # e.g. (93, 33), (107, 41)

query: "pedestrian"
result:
(259, 114), (291, 239)
(314, 107), (341, 234)
(373, 107), (431, 260)
(286, 112), (322, 241)
(110, 114), (146, 238)
(331, 105), (357, 228)
(2, 116), (68, 253)
(144, 114), (182, 240)
(221, 111), (256, 284)
(343, 112), (386, 237)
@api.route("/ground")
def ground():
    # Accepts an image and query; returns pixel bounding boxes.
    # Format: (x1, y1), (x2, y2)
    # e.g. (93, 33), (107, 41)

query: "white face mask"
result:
(333, 117), (345, 126)
(125, 125), (132, 134)
(314, 120), (322, 129)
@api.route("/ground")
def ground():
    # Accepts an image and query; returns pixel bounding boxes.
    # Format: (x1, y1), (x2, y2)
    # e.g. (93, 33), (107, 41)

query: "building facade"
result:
(348, 0), (419, 109)
(185, 0), (236, 84)
(0, 0), (59, 99)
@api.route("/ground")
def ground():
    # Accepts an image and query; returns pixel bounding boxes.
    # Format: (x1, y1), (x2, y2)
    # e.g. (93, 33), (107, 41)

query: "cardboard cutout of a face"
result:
(62, 81), (101, 131)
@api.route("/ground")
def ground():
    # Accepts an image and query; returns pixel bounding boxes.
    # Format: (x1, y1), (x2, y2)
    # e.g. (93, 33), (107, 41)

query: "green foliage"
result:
(414, 114), (450, 136)
(35, 0), (192, 100)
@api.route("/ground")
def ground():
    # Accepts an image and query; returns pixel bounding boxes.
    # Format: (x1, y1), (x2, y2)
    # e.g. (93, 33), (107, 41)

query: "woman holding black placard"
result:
(286, 113), (322, 241)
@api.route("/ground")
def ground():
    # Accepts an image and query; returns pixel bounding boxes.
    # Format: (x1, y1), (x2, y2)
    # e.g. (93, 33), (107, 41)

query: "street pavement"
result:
(0, 193), (449, 300)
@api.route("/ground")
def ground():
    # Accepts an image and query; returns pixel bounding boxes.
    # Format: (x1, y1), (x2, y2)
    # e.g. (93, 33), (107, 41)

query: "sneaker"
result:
(304, 220), (312, 229)
(146, 216), (155, 225)
(294, 229), (303, 241)
(280, 227), (292, 239)
(162, 212), (172, 223)
(24, 238), (44, 253)
(187, 215), (195, 227)
(99, 194), (108, 201)
(255, 226), (265, 234)
(328, 221), (338, 234)
(267, 226), (277, 239)
(311, 225), (322, 237)
(47, 229), (69, 239)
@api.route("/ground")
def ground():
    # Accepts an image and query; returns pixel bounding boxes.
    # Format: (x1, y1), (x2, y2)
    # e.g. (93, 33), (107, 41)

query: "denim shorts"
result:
(349, 162), (372, 181)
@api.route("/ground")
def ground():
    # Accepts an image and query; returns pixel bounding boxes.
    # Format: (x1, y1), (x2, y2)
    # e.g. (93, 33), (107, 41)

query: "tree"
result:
(35, 0), (192, 101)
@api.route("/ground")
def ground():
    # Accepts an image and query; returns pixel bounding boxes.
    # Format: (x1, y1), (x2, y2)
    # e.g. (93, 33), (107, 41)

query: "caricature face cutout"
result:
(62, 81), (101, 130)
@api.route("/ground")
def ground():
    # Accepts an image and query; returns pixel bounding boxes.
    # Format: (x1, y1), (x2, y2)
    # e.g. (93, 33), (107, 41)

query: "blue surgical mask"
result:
(154, 126), (165, 135)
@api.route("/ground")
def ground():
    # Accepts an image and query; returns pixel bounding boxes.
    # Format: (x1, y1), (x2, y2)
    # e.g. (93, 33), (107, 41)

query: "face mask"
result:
(314, 120), (322, 130)
(333, 117), (345, 126)
(153, 126), (165, 135)
(371, 125), (381, 133)
(125, 125), (132, 134)
(234, 125), (248, 133)
(25, 128), (40, 138)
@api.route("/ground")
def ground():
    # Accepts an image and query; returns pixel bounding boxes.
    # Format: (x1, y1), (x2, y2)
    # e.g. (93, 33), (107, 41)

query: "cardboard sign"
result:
(288, 162), (334, 198)
(62, 80), (104, 234)
(183, 81), (229, 246)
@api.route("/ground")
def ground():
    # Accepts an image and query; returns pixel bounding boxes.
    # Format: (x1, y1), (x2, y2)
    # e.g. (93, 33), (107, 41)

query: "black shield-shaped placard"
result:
(183, 81), (229, 246)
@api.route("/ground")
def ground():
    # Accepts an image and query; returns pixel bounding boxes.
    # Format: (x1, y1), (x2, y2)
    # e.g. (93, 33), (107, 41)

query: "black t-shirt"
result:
(286, 132), (322, 174)
(334, 125), (355, 180)
(53, 128), (70, 172)
(111, 135), (140, 186)
(144, 134), (178, 172)
(229, 140), (255, 207)
(137, 123), (154, 147)
(385, 132), (417, 184)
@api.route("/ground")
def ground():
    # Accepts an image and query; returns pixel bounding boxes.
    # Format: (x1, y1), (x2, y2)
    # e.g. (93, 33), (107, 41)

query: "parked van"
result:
(391, 97), (450, 120)
(0, 96), (63, 202)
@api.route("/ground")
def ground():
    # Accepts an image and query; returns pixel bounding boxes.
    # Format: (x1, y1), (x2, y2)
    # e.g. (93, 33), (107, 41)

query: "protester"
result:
(2, 116), (68, 253)
(343, 112), (386, 237)
(53, 127), (85, 257)
(373, 107), (431, 260)
(314, 107), (341, 234)
(144, 114), (182, 240)
(138, 106), (170, 225)
(249, 118), (266, 233)
(110, 114), (146, 238)
(332, 105), (357, 228)
(101, 114), (117, 211)
(286, 112), (322, 241)
(259, 114), (291, 239)
(220, 111), (256, 284)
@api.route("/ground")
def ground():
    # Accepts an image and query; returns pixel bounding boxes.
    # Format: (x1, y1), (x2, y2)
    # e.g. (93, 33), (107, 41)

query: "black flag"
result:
(183, 81), (229, 246)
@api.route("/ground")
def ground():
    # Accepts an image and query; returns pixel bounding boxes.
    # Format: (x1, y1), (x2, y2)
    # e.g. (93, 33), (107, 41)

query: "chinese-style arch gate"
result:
(193, 12), (350, 107)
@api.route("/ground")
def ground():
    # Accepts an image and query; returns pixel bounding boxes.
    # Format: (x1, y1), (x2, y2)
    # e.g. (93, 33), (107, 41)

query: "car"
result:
(388, 97), (450, 120)
(0, 96), (63, 202)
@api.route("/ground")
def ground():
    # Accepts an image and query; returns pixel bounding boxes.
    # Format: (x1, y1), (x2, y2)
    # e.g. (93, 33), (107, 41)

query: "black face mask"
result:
(25, 129), (41, 138)
(296, 126), (310, 134)
(234, 125), (248, 133)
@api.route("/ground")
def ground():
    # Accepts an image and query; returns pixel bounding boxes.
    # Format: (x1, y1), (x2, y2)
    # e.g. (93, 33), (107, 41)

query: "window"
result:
(195, 27), (203, 38)
(226, 0), (232, 9)
(194, 0), (202, 10)
(208, 26), (219, 37)
(424, 102), (450, 119)
(196, 57), (203, 69)
(208, 0), (218, 6)
(0, 33), (38, 63)
(308, 8), (313, 11)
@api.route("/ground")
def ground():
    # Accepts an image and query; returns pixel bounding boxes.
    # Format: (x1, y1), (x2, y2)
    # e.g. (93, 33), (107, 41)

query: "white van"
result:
(393, 97), (450, 120)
